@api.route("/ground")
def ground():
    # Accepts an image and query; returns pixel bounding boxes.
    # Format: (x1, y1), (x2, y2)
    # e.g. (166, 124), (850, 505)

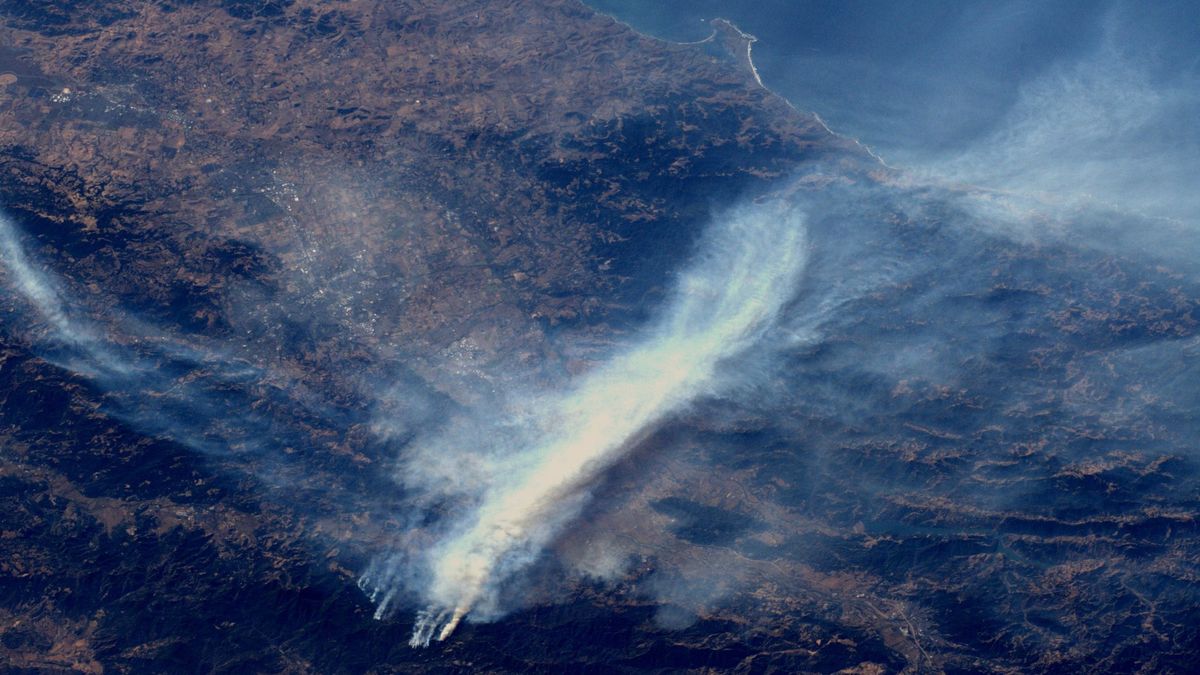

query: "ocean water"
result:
(587, 0), (1200, 223)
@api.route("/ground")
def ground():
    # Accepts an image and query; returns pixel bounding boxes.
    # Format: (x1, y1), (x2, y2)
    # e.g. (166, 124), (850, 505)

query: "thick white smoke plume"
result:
(365, 200), (808, 645)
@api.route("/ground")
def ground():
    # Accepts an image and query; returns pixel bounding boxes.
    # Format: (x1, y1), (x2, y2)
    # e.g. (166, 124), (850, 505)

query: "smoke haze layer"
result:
(363, 200), (809, 645)
(589, 0), (1200, 226)
(2, 3), (1198, 669)
(0, 208), (362, 498)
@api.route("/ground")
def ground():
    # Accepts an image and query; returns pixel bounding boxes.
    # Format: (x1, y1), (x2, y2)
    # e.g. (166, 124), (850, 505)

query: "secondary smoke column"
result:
(0, 208), (324, 464)
(397, 200), (808, 645)
(0, 211), (85, 342)
(0, 209), (133, 379)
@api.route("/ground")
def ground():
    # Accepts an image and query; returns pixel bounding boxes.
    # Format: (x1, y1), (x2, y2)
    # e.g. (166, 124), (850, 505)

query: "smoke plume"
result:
(0, 208), (338, 481)
(0, 210), (129, 376)
(362, 199), (809, 645)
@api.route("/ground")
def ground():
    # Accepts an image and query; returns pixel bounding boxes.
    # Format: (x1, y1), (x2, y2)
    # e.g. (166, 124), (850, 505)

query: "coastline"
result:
(579, 2), (894, 171)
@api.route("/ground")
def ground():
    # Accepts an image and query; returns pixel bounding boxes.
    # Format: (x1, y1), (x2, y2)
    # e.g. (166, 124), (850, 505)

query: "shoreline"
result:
(579, 3), (893, 171)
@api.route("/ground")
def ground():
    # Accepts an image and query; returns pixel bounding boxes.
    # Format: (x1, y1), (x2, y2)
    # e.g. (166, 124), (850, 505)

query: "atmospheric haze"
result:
(4, 2), (1197, 659)
(589, 0), (1200, 228)
(0, 207), (344, 489)
(361, 200), (809, 645)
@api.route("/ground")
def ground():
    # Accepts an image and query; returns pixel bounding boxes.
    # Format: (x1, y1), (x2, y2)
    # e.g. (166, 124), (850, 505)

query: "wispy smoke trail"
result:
(369, 200), (809, 645)
(0, 208), (330, 470)
(0, 211), (136, 380)
(890, 6), (1200, 228)
(1, 213), (92, 346)
(0, 212), (69, 332)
